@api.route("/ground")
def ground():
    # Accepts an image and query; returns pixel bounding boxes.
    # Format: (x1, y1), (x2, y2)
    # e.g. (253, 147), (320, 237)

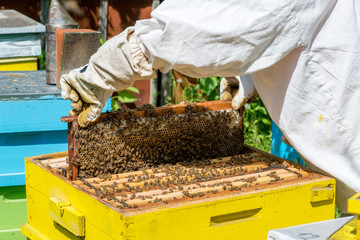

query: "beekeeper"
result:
(60, 0), (360, 211)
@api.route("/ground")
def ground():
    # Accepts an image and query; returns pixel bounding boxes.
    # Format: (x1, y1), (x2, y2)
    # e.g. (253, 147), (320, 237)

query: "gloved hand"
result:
(220, 76), (258, 110)
(60, 27), (156, 127)
(60, 65), (113, 127)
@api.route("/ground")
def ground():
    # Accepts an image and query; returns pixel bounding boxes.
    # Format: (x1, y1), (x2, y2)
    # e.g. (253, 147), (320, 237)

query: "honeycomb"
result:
(70, 103), (244, 179)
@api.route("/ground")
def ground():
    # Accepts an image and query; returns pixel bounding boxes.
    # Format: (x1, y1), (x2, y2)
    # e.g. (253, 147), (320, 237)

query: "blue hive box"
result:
(0, 71), (110, 187)
(0, 71), (111, 239)
(271, 121), (305, 166)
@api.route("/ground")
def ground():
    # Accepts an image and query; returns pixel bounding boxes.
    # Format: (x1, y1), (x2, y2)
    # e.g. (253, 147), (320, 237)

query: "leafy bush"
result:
(179, 76), (221, 102)
(37, 50), (46, 70)
(244, 99), (272, 152)
(111, 86), (139, 110)
(179, 75), (272, 152)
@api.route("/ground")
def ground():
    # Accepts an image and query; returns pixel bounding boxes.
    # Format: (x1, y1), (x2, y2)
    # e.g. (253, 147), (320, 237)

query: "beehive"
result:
(21, 147), (335, 240)
(21, 100), (336, 239)
(0, 10), (45, 72)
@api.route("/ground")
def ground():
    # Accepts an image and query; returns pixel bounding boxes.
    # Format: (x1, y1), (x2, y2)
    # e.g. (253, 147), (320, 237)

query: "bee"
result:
(130, 193), (136, 200)
(198, 192), (205, 197)
(119, 201), (128, 208)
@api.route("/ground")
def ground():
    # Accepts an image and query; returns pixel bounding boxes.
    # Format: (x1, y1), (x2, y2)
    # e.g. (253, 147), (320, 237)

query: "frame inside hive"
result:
(61, 100), (244, 180)
(34, 145), (328, 214)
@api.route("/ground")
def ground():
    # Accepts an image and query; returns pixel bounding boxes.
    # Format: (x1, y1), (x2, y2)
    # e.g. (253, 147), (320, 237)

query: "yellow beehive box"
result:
(0, 57), (38, 71)
(21, 148), (335, 240)
(328, 192), (360, 240)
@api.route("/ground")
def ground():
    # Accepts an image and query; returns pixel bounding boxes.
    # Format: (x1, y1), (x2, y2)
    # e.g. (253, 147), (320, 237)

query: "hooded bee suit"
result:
(61, 0), (360, 211)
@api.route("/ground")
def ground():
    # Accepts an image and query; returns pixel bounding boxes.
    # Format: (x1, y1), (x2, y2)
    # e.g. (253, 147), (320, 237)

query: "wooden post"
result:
(68, 122), (79, 180)
(40, 0), (50, 25)
(98, 0), (108, 41)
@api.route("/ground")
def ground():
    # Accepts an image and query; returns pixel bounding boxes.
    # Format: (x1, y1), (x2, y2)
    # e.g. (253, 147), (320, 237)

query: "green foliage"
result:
(37, 50), (46, 70)
(181, 83), (201, 102)
(335, 205), (342, 218)
(244, 99), (272, 152)
(180, 76), (221, 102)
(111, 87), (139, 110)
(199, 77), (221, 101)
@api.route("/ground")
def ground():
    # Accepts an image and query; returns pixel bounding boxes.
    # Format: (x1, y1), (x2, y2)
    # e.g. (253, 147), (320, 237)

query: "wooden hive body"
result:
(22, 146), (335, 240)
(0, 10), (45, 59)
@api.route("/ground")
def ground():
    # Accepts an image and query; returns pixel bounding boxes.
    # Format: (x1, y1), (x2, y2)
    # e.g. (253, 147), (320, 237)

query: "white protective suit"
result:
(61, 0), (360, 210)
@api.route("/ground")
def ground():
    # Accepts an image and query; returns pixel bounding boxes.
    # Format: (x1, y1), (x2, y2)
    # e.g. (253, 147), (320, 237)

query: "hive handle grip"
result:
(49, 197), (85, 237)
(210, 207), (262, 227)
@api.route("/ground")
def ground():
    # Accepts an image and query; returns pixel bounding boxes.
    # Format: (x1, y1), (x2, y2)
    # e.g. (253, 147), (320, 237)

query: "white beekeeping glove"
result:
(220, 76), (258, 110)
(60, 27), (156, 127)
(60, 65), (113, 127)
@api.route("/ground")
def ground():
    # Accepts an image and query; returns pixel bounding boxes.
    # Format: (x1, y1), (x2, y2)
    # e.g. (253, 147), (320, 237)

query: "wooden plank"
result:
(40, 0), (50, 25)
(98, 0), (108, 41)
(60, 99), (233, 123)
(41, 157), (68, 164)
(47, 162), (68, 169)
(77, 162), (269, 189)
(68, 122), (79, 180)
(0, 34), (42, 58)
(80, 167), (308, 202)
(73, 169), (157, 185)
(27, 151), (68, 162)
(73, 155), (257, 184)
(0, 10), (45, 33)
(107, 170), (304, 207)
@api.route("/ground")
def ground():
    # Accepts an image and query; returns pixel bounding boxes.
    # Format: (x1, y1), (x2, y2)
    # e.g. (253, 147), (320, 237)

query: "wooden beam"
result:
(98, 0), (108, 41)
(40, 0), (50, 24)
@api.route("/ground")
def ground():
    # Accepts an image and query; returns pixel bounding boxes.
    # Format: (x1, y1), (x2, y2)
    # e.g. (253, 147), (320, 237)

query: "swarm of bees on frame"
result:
(72, 103), (244, 179)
